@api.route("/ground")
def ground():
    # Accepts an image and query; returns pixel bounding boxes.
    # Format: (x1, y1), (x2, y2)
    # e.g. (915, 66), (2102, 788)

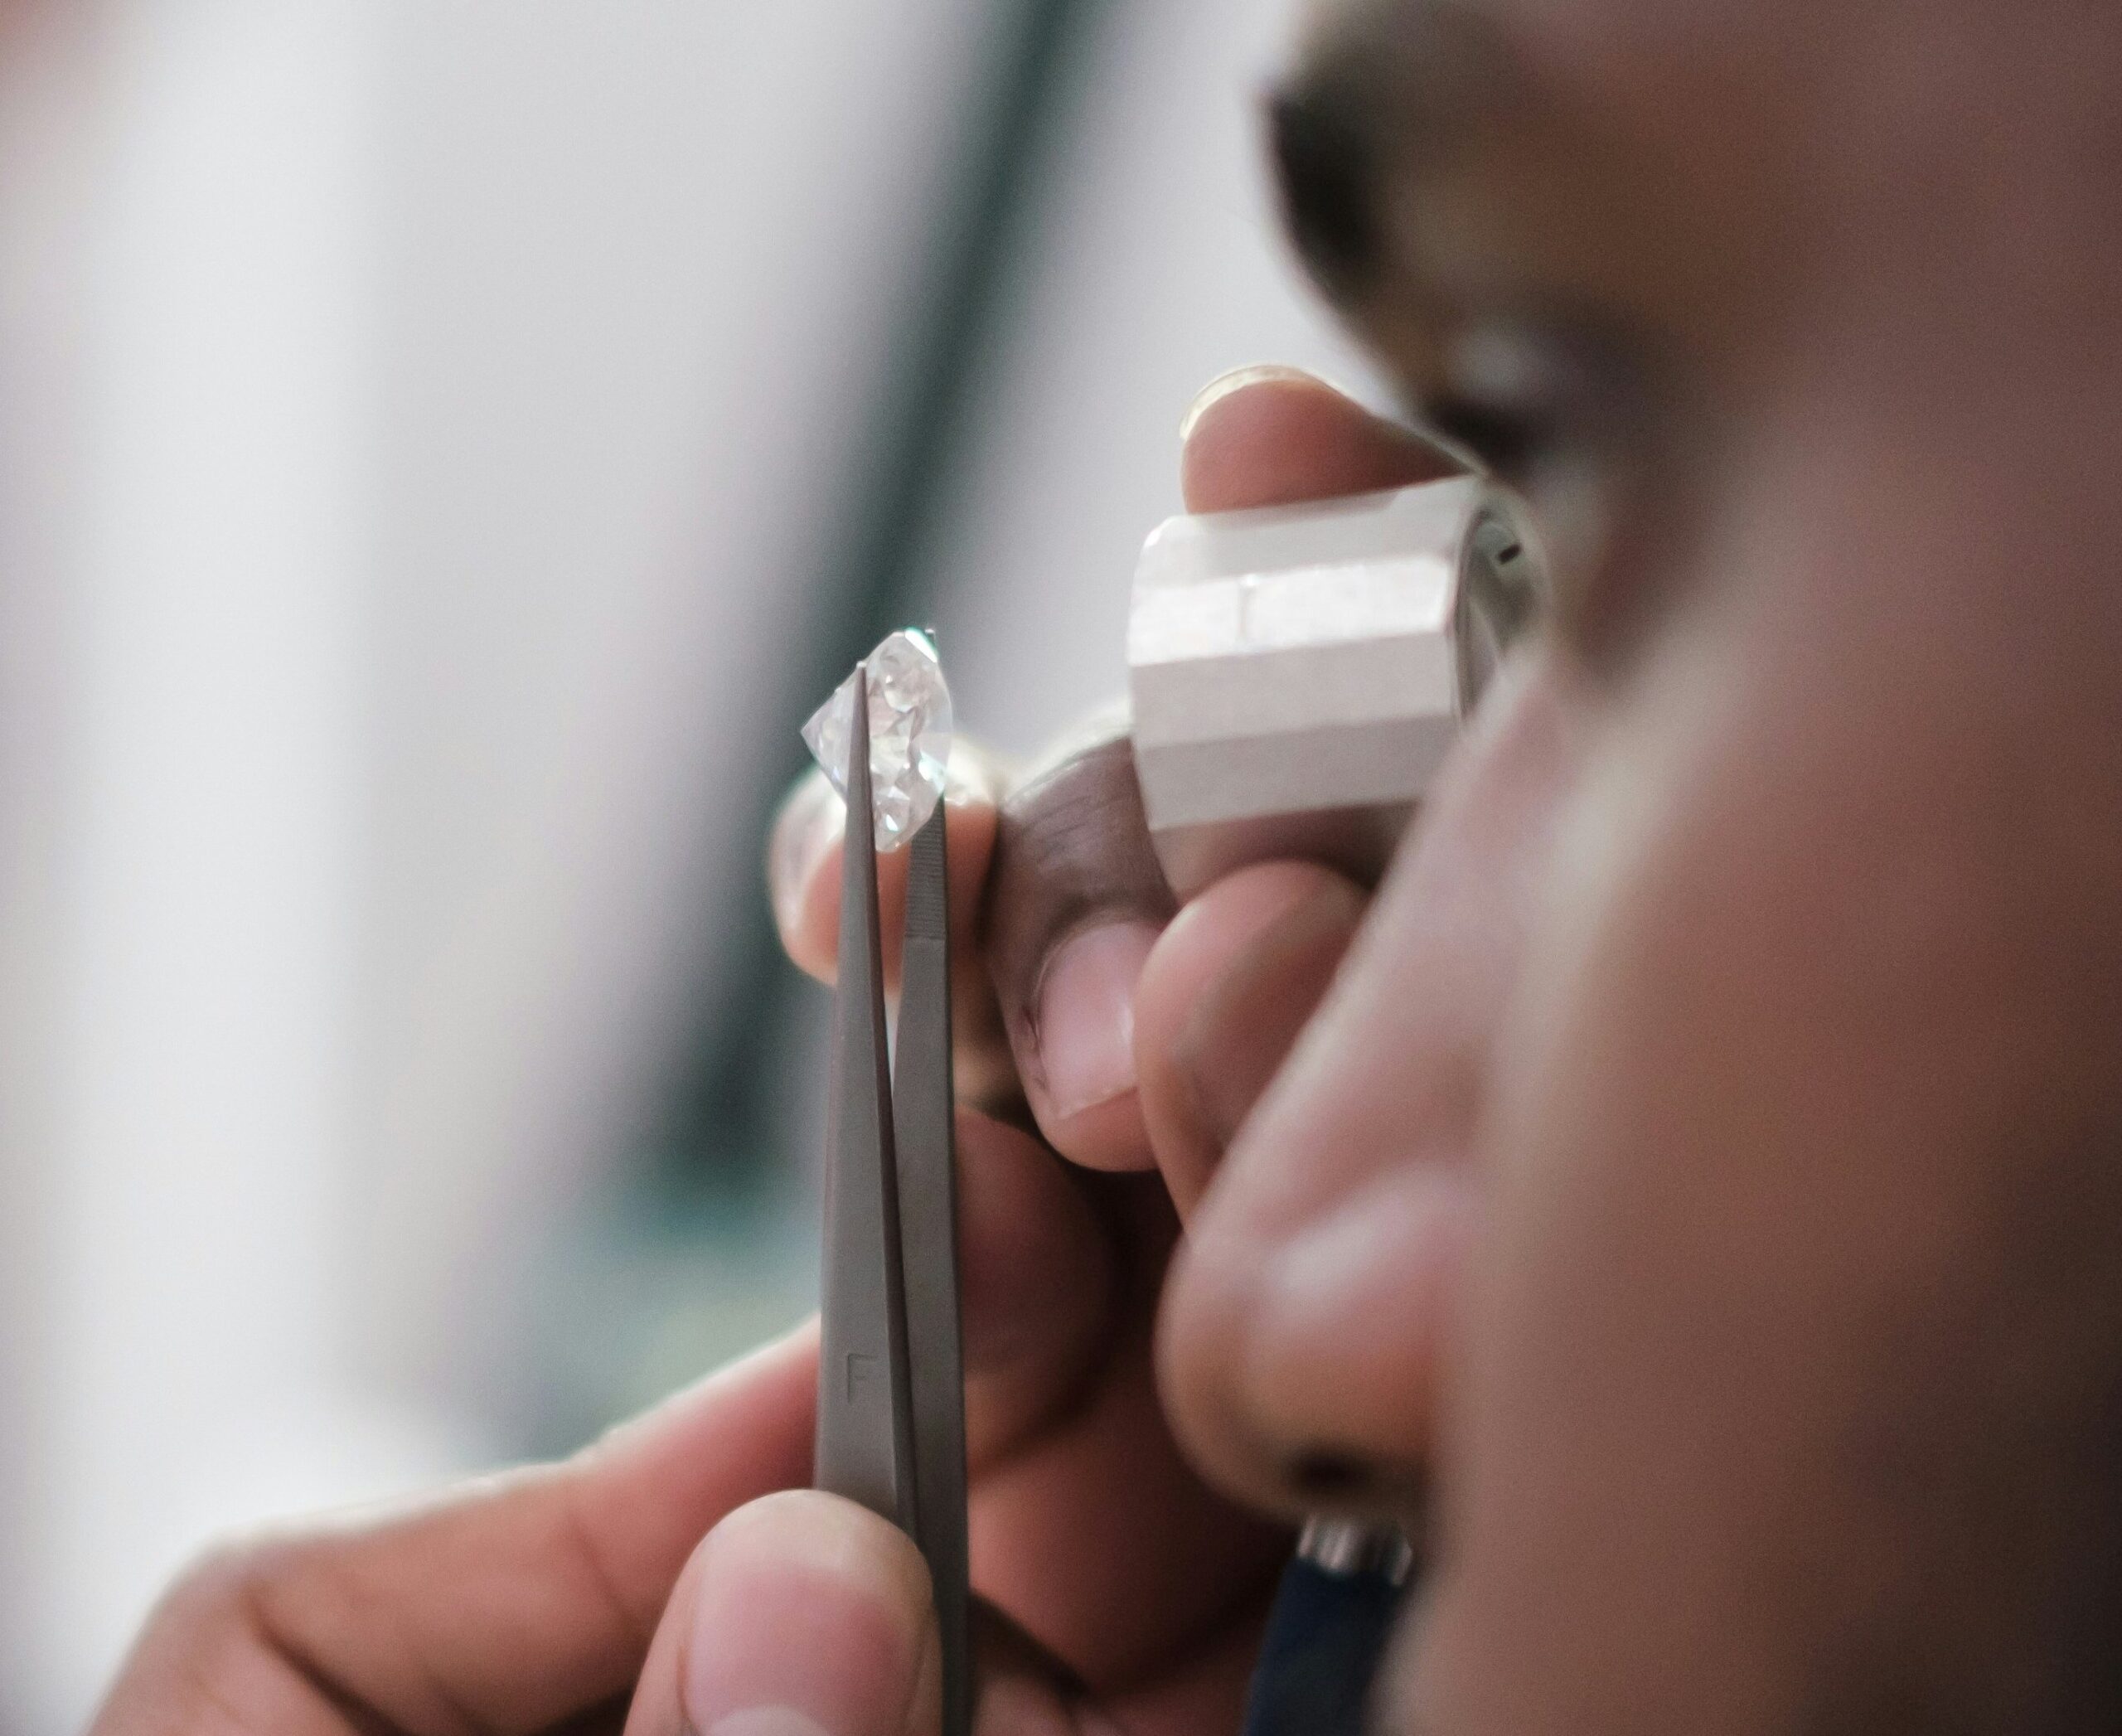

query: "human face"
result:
(1160, 0), (2122, 1728)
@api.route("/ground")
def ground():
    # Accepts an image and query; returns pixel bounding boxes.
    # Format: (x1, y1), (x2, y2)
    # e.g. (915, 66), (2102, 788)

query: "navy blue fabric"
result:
(1240, 1556), (1411, 1736)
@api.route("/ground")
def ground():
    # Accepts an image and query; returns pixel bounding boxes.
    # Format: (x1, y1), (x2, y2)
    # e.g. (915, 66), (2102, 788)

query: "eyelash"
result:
(1423, 394), (1558, 484)
(1421, 352), (1655, 668)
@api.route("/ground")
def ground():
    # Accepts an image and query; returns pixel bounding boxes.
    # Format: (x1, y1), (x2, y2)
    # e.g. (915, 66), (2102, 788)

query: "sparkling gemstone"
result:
(802, 628), (953, 851)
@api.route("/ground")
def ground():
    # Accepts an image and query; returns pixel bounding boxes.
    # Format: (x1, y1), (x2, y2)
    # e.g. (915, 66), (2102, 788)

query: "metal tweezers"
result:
(815, 658), (971, 1736)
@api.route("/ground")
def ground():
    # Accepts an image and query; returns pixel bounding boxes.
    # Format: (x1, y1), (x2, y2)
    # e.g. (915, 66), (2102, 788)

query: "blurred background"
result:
(0, 0), (1373, 1725)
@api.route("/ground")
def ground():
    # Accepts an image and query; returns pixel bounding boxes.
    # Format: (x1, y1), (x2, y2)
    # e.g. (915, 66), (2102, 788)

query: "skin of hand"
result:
(755, 373), (1478, 1736)
(746, 372), (1594, 1735)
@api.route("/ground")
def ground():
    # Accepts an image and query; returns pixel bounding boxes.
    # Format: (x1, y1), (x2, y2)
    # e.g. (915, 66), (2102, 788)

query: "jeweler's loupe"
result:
(1127, 474), (1548, 897)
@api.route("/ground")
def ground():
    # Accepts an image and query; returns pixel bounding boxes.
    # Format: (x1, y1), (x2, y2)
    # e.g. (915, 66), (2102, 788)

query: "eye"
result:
(1415, 316), (1665, 664)
(1434, 319), (1642, 478)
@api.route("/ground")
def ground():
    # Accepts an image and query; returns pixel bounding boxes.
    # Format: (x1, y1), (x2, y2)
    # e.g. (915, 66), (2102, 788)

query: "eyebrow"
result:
(1269, 72), (1391, 301)
(1268, 0), (1531, 308)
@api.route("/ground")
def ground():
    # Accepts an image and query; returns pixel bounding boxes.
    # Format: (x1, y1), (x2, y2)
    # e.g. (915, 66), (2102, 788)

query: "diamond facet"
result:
(802, 629), (953, 851)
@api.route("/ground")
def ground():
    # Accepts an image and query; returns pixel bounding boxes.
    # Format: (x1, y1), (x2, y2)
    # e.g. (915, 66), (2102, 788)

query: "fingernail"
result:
(1180, 362), (1322, 444)
(686, 1492), (935, 1736)
(768, 777), (844, 937)
(1034, 920), (1160, 1120)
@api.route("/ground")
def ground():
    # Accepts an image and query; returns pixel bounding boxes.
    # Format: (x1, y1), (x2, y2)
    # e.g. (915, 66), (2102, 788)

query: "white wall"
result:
(0, 6), (471, 1726)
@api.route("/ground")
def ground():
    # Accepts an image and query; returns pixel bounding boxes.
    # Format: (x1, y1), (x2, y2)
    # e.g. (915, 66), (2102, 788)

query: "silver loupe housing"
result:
(1128, 475), (1547, 898)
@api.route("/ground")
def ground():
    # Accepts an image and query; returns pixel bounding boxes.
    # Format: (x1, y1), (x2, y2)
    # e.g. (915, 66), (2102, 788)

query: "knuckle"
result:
(171, 1517), (358, 1643)
(158, 1528), (302, 1629)
(988, 736), (1171, 992)
(106, 1532), (328, 1733)
(161, 1535), (271, 1619)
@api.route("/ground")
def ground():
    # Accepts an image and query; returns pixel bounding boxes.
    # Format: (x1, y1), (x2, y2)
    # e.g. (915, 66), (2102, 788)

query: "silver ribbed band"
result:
(1296, 1519), (1416, 1585)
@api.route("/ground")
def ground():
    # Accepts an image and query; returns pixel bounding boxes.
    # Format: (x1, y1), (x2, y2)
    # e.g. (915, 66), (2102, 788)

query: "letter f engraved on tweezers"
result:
(816, 658), (971, 1736)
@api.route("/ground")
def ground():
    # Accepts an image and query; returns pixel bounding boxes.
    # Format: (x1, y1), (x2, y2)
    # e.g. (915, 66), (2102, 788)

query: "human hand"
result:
(83, 1103), (1244, 1736)
(88, 366), (1470, 1736)
(744, 366), (1501, 1734)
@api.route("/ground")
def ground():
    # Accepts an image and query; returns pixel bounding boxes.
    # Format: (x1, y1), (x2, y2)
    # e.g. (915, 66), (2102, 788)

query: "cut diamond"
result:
(802, 628), (953, 851)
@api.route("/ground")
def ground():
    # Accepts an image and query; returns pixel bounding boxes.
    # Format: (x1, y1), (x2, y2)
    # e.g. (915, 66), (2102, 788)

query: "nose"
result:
(1155, 647), (1589, 1522)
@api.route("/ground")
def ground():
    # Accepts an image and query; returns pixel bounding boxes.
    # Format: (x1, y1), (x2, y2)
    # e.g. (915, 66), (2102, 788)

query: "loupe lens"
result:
(1456, 507), (1546, 713)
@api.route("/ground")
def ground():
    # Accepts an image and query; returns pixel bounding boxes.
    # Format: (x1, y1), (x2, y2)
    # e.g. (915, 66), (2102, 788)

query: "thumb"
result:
(625, 1491), (940, 1736)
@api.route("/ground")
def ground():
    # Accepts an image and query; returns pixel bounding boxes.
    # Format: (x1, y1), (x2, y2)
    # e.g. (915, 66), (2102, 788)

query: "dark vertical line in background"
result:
(645, 0), (1108, 1195)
